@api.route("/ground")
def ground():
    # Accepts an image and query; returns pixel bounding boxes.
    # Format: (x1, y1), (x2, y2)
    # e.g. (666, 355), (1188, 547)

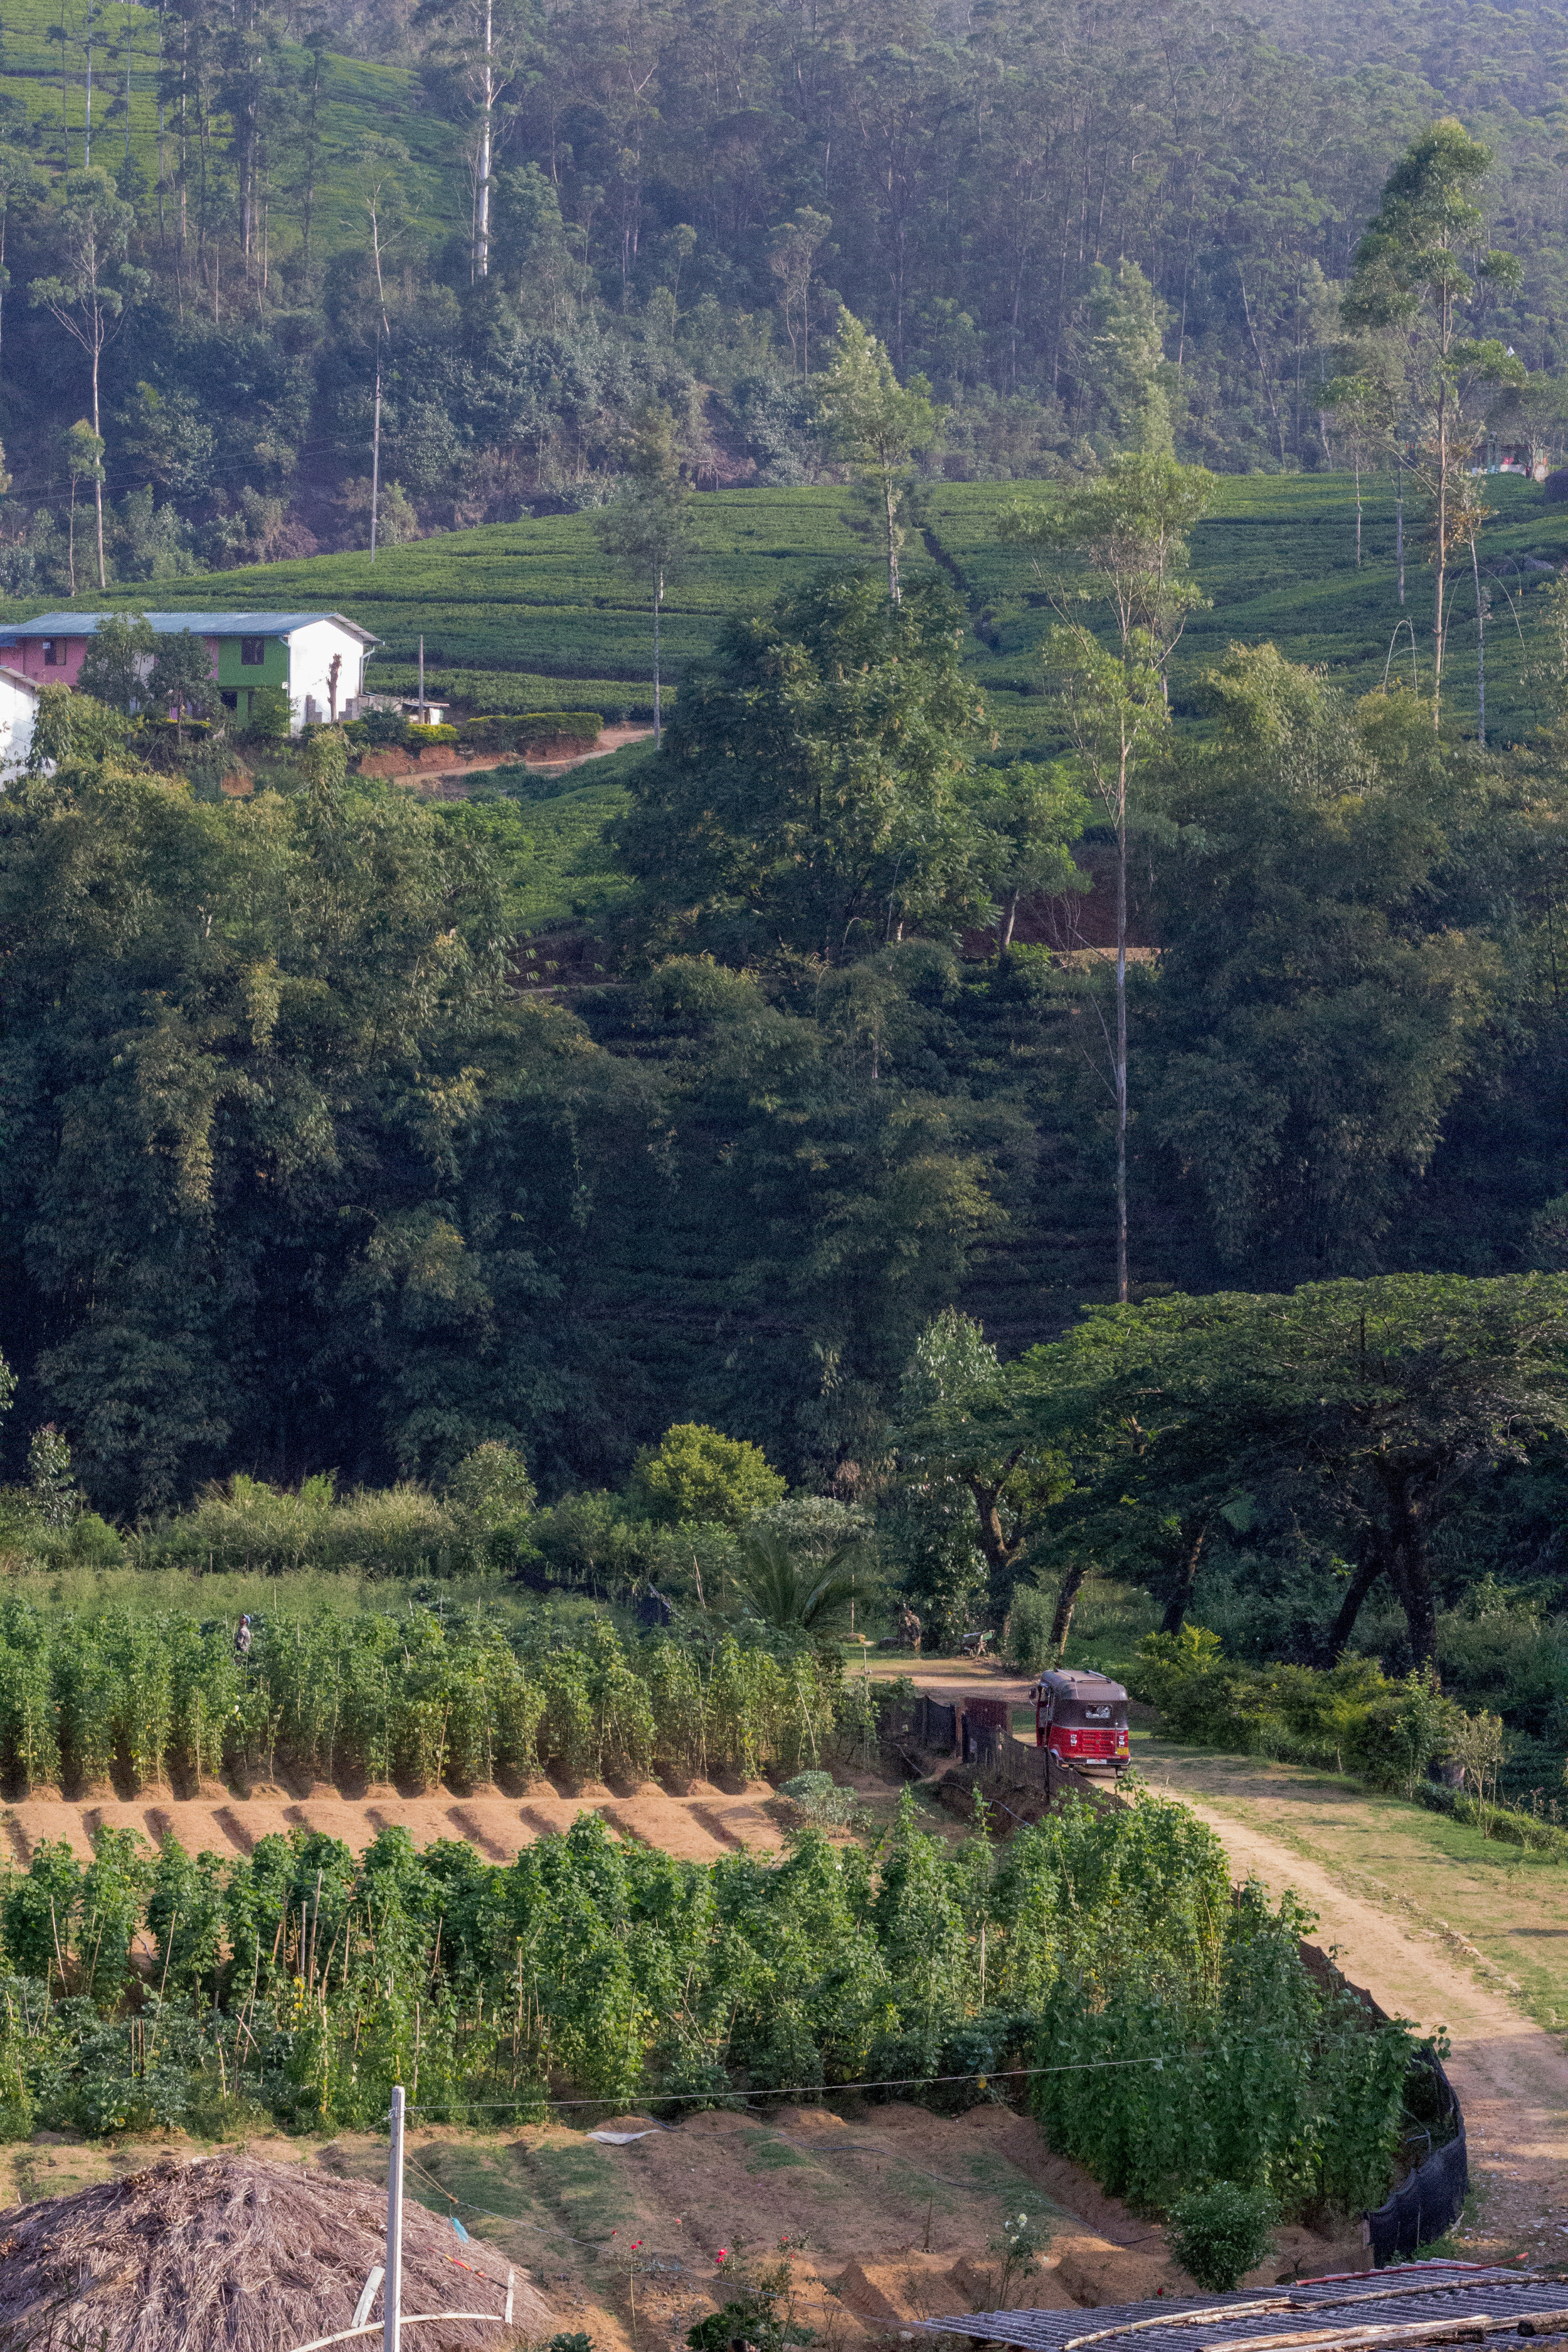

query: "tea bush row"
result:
(0, 1791), (1415, 2223)
(0, 1602), (853, 1795)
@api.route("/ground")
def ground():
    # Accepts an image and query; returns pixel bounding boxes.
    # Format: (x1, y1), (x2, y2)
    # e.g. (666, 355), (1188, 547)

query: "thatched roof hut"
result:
(0, 2149), (555, 2351)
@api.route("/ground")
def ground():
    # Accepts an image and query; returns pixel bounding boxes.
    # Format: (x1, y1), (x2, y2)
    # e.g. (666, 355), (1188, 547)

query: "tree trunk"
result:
(653, 567), (662, 744)
(1473, 538), (1485, 748)
(1160, 1516), (1209, 1635)
(1433, 374), (1448, 729)
(1115, 750), (1129, 1304)
(885, 471), (900, 605)
(1319, 1552), (1382, 1665)
(1380, 1475), (1436, 1667)
(997, 892), (1018, 958)
(1050, 1559), (1091, 1656)
(475, 0), (494, 278)
(967, 1467), (1025, 1580)
(92, 346), (105, 591)
(369, 365), (381, 562)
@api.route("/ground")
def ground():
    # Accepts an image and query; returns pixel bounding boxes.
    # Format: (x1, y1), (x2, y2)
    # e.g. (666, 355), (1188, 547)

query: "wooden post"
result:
(385, 2084), (405, 2352)
(418, 637), (425, 724)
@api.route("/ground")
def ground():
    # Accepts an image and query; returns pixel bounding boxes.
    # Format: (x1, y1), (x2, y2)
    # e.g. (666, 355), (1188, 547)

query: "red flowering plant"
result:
(686, 2242), (814, 2352)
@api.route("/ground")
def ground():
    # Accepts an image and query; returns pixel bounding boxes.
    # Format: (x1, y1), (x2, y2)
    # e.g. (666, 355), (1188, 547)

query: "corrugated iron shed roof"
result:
(914, 2265), (1568, 2352)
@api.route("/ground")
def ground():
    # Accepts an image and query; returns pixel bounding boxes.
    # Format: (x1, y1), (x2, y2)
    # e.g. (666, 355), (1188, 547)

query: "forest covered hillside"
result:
(0, 0), (1562, 572)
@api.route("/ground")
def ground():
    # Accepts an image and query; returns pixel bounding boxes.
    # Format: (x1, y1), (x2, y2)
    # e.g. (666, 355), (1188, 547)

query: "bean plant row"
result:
(0, 1601), (852, 1794)
(0, 1790), (1414, 2223)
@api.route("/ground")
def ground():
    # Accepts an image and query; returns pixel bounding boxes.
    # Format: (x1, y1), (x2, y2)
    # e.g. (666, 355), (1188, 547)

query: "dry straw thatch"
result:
(0, 2149), (556, 2352)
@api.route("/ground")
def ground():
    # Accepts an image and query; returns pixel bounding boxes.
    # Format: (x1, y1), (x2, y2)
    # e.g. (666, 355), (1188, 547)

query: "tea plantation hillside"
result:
(33, 470), (1568, 751)
(0, 0), (463, 250)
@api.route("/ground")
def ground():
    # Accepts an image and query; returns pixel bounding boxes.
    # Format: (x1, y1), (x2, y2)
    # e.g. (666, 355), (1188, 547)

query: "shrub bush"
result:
(1004, 1584), (1057, 1671)
(629, 1424), (787, 1528)
(1167, 2180), (1276, 2292)
(344, 710), (410, 747)
(1128, 1628), (1470, 1790)
(406, 723), (459, 748)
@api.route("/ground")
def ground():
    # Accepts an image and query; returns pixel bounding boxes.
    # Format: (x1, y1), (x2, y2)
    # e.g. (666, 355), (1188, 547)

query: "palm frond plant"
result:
(733, 1529), (862, 1635)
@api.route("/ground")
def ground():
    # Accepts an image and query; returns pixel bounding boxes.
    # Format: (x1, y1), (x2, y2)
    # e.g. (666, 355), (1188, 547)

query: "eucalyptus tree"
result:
(817, 309), (943, 606)
(31, 170), (148, 589)
(1341, 120), (1523, 728)
(1000, 453), (1214, 1302)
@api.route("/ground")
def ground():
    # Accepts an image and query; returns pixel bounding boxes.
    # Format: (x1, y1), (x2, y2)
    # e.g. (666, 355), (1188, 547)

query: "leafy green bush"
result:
(1129, 1628), (1470, 1793)
(406, 723), (460, 747)
(779, 1768), (856, 1823)
(1004, 1584), (1057, 1671)
(630, 1424), (787, 1528)
(1167, 2180), (1276, 2292)
(345, 709), (413, 747)
(131, 1472), (472, 1580)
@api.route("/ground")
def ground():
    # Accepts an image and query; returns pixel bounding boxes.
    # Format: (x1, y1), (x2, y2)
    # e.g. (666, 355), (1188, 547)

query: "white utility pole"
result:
(384, 2084), (405, 2352)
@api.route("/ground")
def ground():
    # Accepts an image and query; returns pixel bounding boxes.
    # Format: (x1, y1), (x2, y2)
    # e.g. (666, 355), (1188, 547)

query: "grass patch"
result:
(1134, 1733), (1568, 2036)
(743, 2136), (811, 2170)
(526, 2138), (637, 2240)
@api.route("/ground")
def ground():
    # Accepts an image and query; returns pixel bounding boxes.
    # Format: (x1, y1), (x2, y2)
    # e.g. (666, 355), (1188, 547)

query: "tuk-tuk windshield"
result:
(1056, 1697), (1127, 1727)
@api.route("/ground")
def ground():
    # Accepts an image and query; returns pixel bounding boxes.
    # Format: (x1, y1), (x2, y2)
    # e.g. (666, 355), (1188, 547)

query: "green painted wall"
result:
(216, 635), (289, 689)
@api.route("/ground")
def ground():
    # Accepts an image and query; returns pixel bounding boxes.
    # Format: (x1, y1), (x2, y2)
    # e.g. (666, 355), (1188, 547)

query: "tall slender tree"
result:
(595, 406), (696, 744)
(817, 309), (943, 606)
(1002, 455), (1213, 1301)
(31, 171), (147, 590)
(1342, 120), (1522, 729)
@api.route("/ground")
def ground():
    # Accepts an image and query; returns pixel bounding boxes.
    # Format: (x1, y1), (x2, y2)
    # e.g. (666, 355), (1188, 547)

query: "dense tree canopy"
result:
(615, 575), (988, 963)
(0, 0), (1555, 570)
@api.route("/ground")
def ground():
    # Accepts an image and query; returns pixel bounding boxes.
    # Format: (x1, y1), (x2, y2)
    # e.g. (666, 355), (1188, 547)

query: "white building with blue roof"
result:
(0, 610), (378, 732)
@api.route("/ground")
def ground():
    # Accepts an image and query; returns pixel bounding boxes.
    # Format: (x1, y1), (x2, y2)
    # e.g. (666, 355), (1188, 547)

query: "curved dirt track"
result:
(1155, 1769), (1568, 2260)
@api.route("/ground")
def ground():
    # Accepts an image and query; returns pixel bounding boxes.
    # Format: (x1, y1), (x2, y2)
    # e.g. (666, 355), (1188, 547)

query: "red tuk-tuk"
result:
(1029, 1668), (1131, 1774)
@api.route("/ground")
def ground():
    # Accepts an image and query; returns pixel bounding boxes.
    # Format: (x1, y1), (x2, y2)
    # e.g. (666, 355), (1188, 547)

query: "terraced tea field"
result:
(0, 0), (463, 252)
(55, 470), (1568, 751)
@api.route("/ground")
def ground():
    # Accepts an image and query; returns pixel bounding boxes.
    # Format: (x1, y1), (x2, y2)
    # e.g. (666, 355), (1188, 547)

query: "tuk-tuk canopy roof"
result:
(1033, 1669), (1128, 1703)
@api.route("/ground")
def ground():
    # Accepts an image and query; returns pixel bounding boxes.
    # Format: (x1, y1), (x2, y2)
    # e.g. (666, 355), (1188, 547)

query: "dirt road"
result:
(1142, 1746), (1568, 2261)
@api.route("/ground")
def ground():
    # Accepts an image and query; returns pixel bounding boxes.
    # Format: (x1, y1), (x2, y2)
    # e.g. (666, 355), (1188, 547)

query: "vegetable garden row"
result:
(0, 1791), (1415, 2227)
(0, 1602), (854, 1796)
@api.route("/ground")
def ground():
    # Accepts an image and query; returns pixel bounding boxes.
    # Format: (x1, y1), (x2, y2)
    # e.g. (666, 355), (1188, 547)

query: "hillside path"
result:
(1147, 1754), (1568, 2262)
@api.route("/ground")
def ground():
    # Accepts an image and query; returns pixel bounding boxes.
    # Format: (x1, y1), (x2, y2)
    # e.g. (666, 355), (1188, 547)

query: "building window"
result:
(240, 636), (265, 667)
(220, 690), (238, 712)
(41, 640), (58, 667)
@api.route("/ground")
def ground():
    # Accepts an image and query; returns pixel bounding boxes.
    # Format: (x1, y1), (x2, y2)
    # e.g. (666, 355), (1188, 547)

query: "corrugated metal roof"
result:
(914, 2265), (1568, 2352)
(0, 612), (378, 642)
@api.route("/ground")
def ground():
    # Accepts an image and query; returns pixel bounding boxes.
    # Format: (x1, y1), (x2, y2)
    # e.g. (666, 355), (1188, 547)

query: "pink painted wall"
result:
(0, 634), (221, 687)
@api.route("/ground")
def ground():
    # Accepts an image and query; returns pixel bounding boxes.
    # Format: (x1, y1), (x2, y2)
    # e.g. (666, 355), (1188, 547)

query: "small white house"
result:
(0, 611), (378, 734)
(0, 664), (40, 777)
